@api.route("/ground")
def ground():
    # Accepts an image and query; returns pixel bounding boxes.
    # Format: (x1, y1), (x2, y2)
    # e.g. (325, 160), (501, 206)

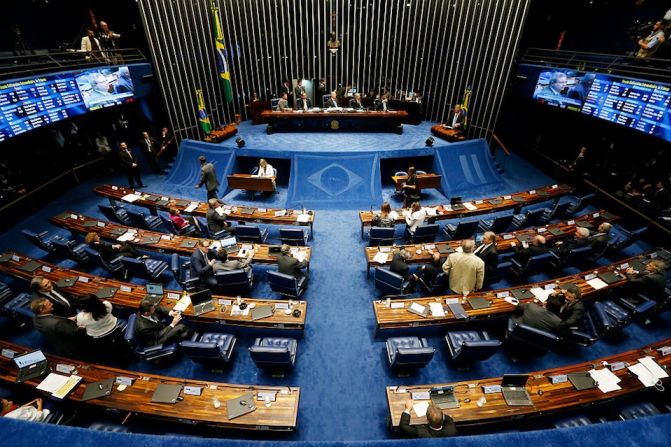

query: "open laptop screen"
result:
(146, 283), (163, 295)
(190, 289), (212, 306)
(501, 374), (529, 388)
(220, 236), (237, 248)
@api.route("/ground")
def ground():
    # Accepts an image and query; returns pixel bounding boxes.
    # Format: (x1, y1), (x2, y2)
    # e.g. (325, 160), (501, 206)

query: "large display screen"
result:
(531, 68), (671, 143)
(0, 66), (134, 142)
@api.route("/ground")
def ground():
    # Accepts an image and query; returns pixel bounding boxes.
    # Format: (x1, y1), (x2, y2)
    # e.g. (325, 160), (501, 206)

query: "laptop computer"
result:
(81, 378), (114, 401)
(568, 372), (597, 391)
(226, 392), (256, 420)
(408, 302), (429, 318)
(436, 245), (455, 255)
(511, 288), (534, 300)
(144, 283), (164, 306)
(151, 383), (183, 404)
(597, 271), (621, 285)
(268, 246), (282, 257)
(430, 386), (459, 409)
(467, 296), (491, 310)
(14, 350), (48, 383)
(19, 260), (42, 272)
(501, 374), (533, 406)
(95, 287), (117, 299)
(450, 197), (463, 206)
(220, 236), (239, 254)
(191, 289), (215, 316)
(251, 305), (273, 321)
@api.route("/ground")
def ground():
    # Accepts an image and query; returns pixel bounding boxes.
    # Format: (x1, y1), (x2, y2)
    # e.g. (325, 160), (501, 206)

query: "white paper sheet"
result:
(184, 202), (198, 213)
(586, 278), (609, 290)
(638, 356), (669, 380)
(373, 252), (390, 264)
(296, 214), (310, 223)
(37, 373), (70, 393)
(413, 401), (430, 418)
(589, 368), (621, 393)
(173, 296), (191, 312)
(462, 202), (477, 211)
(389, 210), (399, 220)
(429, 302), (445, 317)
(121, 193), (141, 203)
(116, 232), (135, 242)
(628, 363), (657, 387)
(424, 207), (438, 217)
(530, 287), (554, 303)
(293, 251), (306, 263)
(215, 207), (225, 216)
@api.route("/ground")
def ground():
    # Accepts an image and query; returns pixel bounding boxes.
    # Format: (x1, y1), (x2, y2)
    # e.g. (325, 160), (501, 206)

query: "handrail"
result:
(491, 133), (511, 156)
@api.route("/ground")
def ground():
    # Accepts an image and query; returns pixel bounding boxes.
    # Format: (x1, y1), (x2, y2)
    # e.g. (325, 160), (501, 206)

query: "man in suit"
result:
(206, 198), (235, 236)
(280, 80), (292, 106)
(553, 227), (590, 261)
(589, 222), (612, 255)
(316, 78), (327, 99)
(31, 297), (87, 358)
(135, 298), (190, 346)
(140, 131), (162, 174)
(278, 244), (308, 282)
(158, 127), (176, 158)
(195, 155), (220, 200)
(419, 252), (444, 289)
(30, 277), (79, 318)
(377, 93), (391, 111)
(118, 142), (144, 189)
(449, 104), (467, 130)
(512, 234), (548, 266)
(399, 400), (457, 438)
(350, 92), (364, 109)
(624, 259), (667, 304)
(442, 239), (485, 294)
(390, 249), (418, 290)
(189, 240), (217, 287)
(326, 91), (339, 108)
(276, 93), (290, 111)
(293, 80), (305, 102)
(474, 231), (498, 273)
(84, 232), (139, 262)
(545, 283), (585, 336)
(511, 301), (562, 334)
(212, 248), (254, 273)
(296, 92), (312, 111)
(535, 72), (567, 99)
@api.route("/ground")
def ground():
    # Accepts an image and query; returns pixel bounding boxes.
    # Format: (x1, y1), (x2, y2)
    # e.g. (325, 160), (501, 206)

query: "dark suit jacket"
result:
(512, 244), (548, 266)
(555, 237), (589, 258)
(296, 98), (312, 110)
(326, 98), (339, 108)
(514, 302), (561, 333)
(119, 149), (139, 169)
(140, 137), (159, 155)
(589, 232), (611, 254)
(89, 240), (136, 262)
(33, 314), (86, 357)
(294, 86), (305, 99)
(390, 253), (411, 281)
(278, 253), (308, 279)
(399, 412), (457, 438)
(32, 288), (78, 318)
(198, 162), (220, 192)
(134, 307), (171, 346)
(206, 208), (229, 234)
(350, 99), (364, 109)
(626, 271), (667, 302)
(451, 110), (466, 128)
(475, 243), (498, 272)
(190, 248), (214, 282)
(546, 294), (586, 335)
(420, 261), (443, 285)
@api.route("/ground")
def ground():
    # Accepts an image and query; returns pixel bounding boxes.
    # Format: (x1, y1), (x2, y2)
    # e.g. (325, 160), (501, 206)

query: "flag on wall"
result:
(462, 87), (472, 128)
(196, 89), (212, 134)
(211, 4), (233, 103)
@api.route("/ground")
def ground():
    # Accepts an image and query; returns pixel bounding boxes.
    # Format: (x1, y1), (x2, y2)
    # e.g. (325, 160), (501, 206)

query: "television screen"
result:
(75, 66), (135, 111)
(532, 69), (595, 112)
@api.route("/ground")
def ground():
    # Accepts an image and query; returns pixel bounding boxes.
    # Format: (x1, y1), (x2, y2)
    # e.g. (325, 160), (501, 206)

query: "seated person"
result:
(350, 92), (364, 109)
(511, 301), (562, 334)
(545, 283), (585, 336)
(326, 91), (339, 108)
(419, 252), (444, 286)
(85, 232), (139, 261)
(390, 249), (418, 289)
(512, 234), (548, 265)
(206, 198), (235, 235)
(30, 276), (79, 318)
(402, 166), (421, 206)
(399, 400), (457, 438)
(135, 298), (190, 346)
(589, 222), (612, 254)
(371, 202), (396, 228)
(212, 248), (254, 272)
(76, 294), (132, 362)
(168, 207), (191, 232)
(296, 92), (312, 111)
(278, 244), (308, 282)
(553, 227), (590, 260)
(624, 259), (667, 304)
(404, 201), (426, 238)
(257, 158), (275, 177)
(377, 92), (391, 111)
(189, 240), (217, 287)
(474, 231), (498, 273)
(31, 297), (87, 358)
(276, 92), (290, 111)
(1, 398), (50, 422)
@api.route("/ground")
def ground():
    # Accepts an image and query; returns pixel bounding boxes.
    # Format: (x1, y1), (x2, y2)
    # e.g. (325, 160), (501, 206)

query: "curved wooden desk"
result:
(387, 337), (671, 429)
(364, 210), (619, 275)
(93, 184), (315, 238)
(203, 123), (238, 143)
(391, 174), (442, 192)
(358, 184), (573, 238)
(0, 252), (307, 330)
(261, 109), (409, 133)
(431, 124), (465, 141)
(0, 339), (300, 431)
(50, 212), (311, 271)
(372, 250), (660, 331)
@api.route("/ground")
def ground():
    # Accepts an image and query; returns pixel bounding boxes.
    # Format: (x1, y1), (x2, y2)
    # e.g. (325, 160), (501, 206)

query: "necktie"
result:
(49, 291), (70, 308)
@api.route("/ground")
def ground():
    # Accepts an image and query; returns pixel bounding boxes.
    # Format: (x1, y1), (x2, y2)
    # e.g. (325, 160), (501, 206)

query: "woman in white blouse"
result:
(404, 201), (426, 237)
(77, 294), (118, 338)
(258, 158), (275, 177)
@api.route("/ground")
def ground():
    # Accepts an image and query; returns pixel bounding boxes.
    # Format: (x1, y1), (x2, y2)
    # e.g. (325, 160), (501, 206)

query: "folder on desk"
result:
(467, 297), (491, 310)
(95, 287), (118, 299)
(576, 221), (594, 229)
(157, 200), (170, 207)
(549, 228), (565, 236)
(151, 383), (183, 404)
(446, 301), (468, 319)
(180, 240), (197, 248)
(511, 196), (526, 203)
(110, 228), (127, 237)
(19, 260), (42, 272)
(55, 277), (77, 288)
(568, 372), (597, 390)
(83, 221), (101, 228)
(597, 271), (621, 285)
(436, 245), (455, 255)
(488, 199), (502, 206)
(511, 288), (534, 300)
(81, 378), (114, 401)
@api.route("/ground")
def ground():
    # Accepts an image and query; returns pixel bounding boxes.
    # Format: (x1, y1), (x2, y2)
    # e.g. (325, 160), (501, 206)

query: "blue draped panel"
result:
(286, 152), (381, 209)
(433, 139), (507, 199)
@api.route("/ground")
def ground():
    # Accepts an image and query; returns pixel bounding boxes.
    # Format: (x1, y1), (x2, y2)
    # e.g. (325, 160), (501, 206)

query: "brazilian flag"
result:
(197, 89), (212, 134)
(211, 4), (233, 103)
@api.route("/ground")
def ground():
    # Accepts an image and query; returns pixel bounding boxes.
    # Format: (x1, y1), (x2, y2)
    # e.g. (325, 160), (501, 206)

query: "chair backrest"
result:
(488, 214), (515, 233)
(454, 339), (502, 362)
(617, 226), (648, 249)
(21, 230), (51, 252)
(250, 166), (259, 175)
(523, 252), (556, 276)
(549, 201), (572, 220)
(249, 345), (292, 366)
(486, 260), (511, 284)
(124, 313), (138, 345)
(369, 227), (395, 246)
(236, 225), (261, 239)
(280, 228), (307, 246)
(126, 209), (149, 229)
(98, 204), (128, 224)
(179, 341), (224, 361)
(508, 319), (559, 351)
(522, 208), (546, 228)
(83, 246), (118, 271)
(375, 267), (405, 295)
(452, 220), (479, 240)
(411, 224), (439, 243)
(120, 256), (146, 276)
(268, 270), (298, 293)
(590, 301), (613, 336)
(215, 269), (252, 288)
(564, 245), (593, 265)
(571, 193), (595, 213)
(394, 171), (408, 177)
(392, 346), (435, 368)
(416, 170), (427, 175)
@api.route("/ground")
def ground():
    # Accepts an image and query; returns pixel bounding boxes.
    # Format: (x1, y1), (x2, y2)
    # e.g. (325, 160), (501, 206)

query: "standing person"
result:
(402, 166), (421, 207)
(80, 28), (102, 61)
(637, 20), (666, 58)
(294, 79), (306, 102)
(317, 78), (327, 99)
(98, 21), (121, 62)
(195, 155), (220, 200)
(30, 277), (79, 318)
(442, 239), (485, 294)
(280, 79), (292, 106)
(140, 131), (162, 174)
(31, 298), (87, 358)
(474, 231), (499, 273)
(157, 127), (176, 159)
(118, 142), (144, 189)
(76, 294), (132, 362)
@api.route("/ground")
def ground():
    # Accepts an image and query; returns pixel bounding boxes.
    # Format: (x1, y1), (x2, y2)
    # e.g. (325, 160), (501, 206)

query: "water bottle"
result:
(476, 396), (487, 407)
(236, 295), (242, 306)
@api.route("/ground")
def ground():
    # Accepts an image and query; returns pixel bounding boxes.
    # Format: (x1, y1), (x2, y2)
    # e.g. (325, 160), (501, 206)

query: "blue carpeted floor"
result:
(0, 124), (669, 442)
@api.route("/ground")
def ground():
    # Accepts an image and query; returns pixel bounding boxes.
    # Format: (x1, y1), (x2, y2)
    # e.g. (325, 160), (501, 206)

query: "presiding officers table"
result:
(0, 339), (300, 431)
(261, 109), (409, 133)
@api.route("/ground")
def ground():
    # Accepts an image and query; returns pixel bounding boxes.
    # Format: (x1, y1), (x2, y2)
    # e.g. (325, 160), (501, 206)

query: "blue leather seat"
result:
(98, 204), (131, 225)
(566, 193), (595, 215)
(88, 422), (130, 433)
(478, 214), (515, 234)
(551, 245), (593, 268)
(419, 272), (446, 294)
(444, 220), (479, 240)
(444, 330), (501, 366)
(215, 268), (254, 292)
(611, 226), (648, 251)
(374, 267), (410, 297)
(407, 223), (439, 243)
(619, 402), (661, 420)
(123, 313), (180, 362)
(83, 246), (126, 277)
(0, 281), (12, 308)
(159, 214), (197, 236)
(589, 301), (614, 337)
(268, 270), (306, 298)
(120, 256), (169, 280)
(236, 225), (268, 243)
(180, 332), (237, 366)
(52, 238), (90, 264)
(601, 300), (631, 327)
(617, 295), (658, 319)
(484, 260), (511, 286)
(386, 337), (435, 371)
(1, 292), (33, 322)
(249, 337), (298, 371)
(126, 209), (163, 231)
(506, 318), (559, 355)
(369, 227), (396, 246)
(553, 415), (593, 428)
(540, 201), (571, 223)
(21, 229), (64, 254)
(511, 208), (546, 229)
(170, 255), (200, 292)
(510, 251), (558, 277)
(280, 228), (309, 246)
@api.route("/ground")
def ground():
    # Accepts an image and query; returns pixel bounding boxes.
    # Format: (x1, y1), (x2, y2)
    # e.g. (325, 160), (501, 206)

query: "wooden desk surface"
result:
(204, 123), (237, 143)
(0, 339), (300, 431)
(50, 212), (312, 267)
(261, 110), (409, 119)
(431, 124), (465, 141)
(359, 184), (573, 233)
(227, 174), (277, 192)
(93, 184), (315, 230)
(373, 251), (658, 331)
(365, 210), (619, 273)
(0, 252), (307, 330)
(391, 174), (443, 191)
(387, 338), (671, 428)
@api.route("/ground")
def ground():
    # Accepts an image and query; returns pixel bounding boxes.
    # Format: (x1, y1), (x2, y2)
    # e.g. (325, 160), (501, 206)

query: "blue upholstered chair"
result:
(553, 415), (593, 428)
(617, 295), (658, 320)
(236, 225), (268, 243)
(601, 300), (632, 328)
(170, 254), (200, 292)
(123, 313), (181, 362)
(1, 292), (34, 325)
(374, 267), (410, 297)
(505, 317), (559, 356)
(566, 193), (595, 215)
(249, 337), (298, 372)
(120, 256), (169, 281)
(511, 208), (546, 230)
(611, 226), (648, 251)
(540, 201), (571, 223)
(484, 260), (511, 286)
(180, 332), (237, 366)
(214, 268), (254, 292)
(444, 220), (479, 240)
(280, 228), (309, 246)
(444, 330), (501, 368)
(83, 246), (126, 277)
(51, 238), (90, 264)
(408, 223), (439, 243)
(21, 229), (64, 254)
(88, 422), (130, 433)
(419, 272), (446, 294)
(159, 213), (197, 236)
(98, 204), (132, 225)
(267, 270), (306, 298)
(369, 227), (396, 246)
(0, 281), (12, 308)
(125, 209), (163, 231)
(618, 402), (661, 420)
(551, 245), (593, 269)
(478, 214), (515, 234)
(510, 252), (558, 277)
(385, 337), (435, 371)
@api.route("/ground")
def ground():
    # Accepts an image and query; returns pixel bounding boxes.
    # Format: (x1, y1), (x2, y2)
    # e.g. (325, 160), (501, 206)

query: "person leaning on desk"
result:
(400, 400), (457, 438)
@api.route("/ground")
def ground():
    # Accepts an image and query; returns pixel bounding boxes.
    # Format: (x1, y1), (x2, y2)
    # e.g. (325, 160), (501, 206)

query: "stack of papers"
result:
(173, 295), (191, 312)
(274, 210), (287, 217)
(628, 356), (669, 387)
(413, 401), (430, 417)
(530, 287), (554, 303)
(293, 251), (306, 263)
(429, 302), (445, 317)
(586, 278), (608, 290)
(116, 232), (135, 242)
(424, 207), (438, 217)
(373, 252), (390, 264)
(589, 368), (621, 393)
(389, 211), (399, 220)
(230, 305), (250, 316)
(184, 203), (198, 213)
(296, 214), (310, 223)
(37, 373), (82, 399)
(462, 202), (478, 211)
(121, 193), (141, 203)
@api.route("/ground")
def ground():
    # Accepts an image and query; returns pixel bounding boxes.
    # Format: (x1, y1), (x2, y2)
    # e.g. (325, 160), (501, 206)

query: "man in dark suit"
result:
(84, 232), (139, 262)
(293, 80), (305, 102)
(350, 92), (364, 109)
(546, 283), (585, 336)
(474, 231), (498, 273)
(419, 252), (444, 287)
(276, 93), (290, 111)
(140, 131), (162, 174)
(118, 142), (144, 189)
(449, 104), (467, 130)
(206, 198), (235, 236)
(399, 400), (457, 438)
(512, 301), (562, 334)
(278, 244), (308, 281)
(390, 249), (418, 289)
(326, 91), (339, 108)
(30, 277), (79, 318)
(135, 298), (190, 346)
(512, 235), (548, 266)
(296, 92), (312, 111)
(624, 259), (667, 304)
(189, 240), (217, 287)
(280, 80), (292, 106)
(589, 222), (612, 255)
(31, 297), (87, 357)
(195, 155), (220, 200)
(553, 227), (590, 261)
